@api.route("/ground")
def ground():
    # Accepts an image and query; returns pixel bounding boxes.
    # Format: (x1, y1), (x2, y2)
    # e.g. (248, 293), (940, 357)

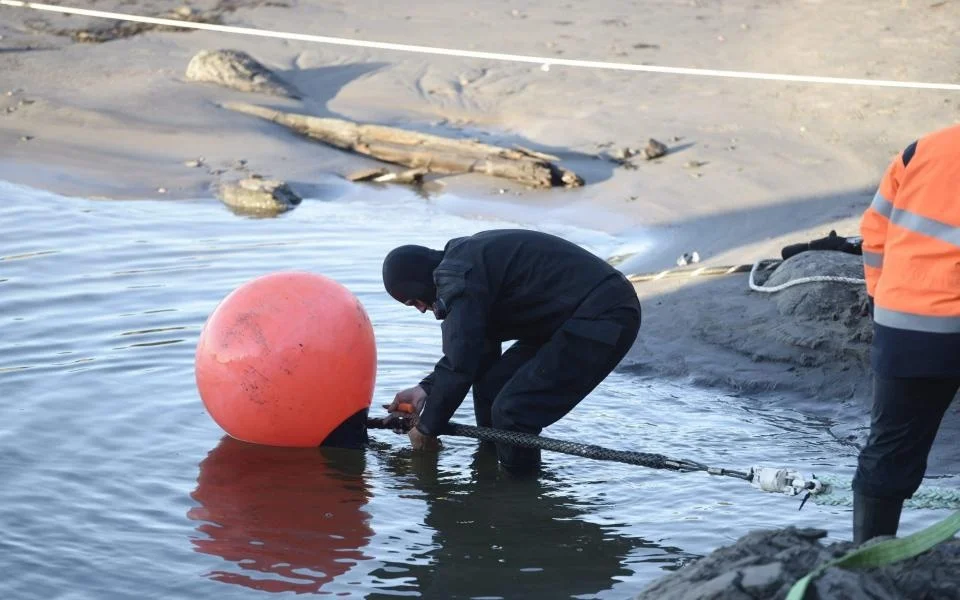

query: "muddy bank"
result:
(635, 526), (960, 600)
(623, 249), (873, 402)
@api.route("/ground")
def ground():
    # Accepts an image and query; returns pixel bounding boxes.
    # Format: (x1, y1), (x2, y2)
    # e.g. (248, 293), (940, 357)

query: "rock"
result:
(218, 177), (301, 216)
(686, 571), (751, 600)
(793, 528), (829, 541)
(642, 138), (669, 160)
(636, 527), (960, 600)
(677, 251), (701, 266)
(739, 562), (783, 596)
(609, 147), (641, 169)
(185, 50), (300, 99)
(19, 136), (33, 142)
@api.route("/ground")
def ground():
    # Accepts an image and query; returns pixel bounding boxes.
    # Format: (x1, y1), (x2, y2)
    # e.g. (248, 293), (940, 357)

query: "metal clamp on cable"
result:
(749, 467), (824, 497)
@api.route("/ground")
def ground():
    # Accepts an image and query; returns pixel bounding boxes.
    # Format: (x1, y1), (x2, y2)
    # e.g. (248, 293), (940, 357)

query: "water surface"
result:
(0, 179), (953, 599)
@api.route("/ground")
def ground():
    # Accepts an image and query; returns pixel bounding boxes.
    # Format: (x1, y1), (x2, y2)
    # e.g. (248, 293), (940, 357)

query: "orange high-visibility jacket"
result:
(861, 124), (960, 335)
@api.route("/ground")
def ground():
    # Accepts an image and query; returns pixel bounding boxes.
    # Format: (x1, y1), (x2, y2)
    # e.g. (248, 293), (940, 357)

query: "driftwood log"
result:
(221, 102), (584, 189)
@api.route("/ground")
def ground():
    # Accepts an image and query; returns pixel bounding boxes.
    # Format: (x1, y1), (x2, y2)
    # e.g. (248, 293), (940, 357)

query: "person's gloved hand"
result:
(782, 230), (863, 260)
(385, 385), (427, 415)
(381, 386), (427, 433)
(408, 424), (442, 451)
(809, 230), (862, 254)
(380, 407), (415, 433)
(381, 385), (441, 450)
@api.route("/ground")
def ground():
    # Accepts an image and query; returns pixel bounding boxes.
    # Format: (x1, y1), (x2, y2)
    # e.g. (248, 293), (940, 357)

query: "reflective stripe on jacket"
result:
(860, 124), (960, 335)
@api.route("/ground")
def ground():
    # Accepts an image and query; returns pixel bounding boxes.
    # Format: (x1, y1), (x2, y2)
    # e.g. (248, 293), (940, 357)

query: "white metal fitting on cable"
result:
(749, 466), (825, 496)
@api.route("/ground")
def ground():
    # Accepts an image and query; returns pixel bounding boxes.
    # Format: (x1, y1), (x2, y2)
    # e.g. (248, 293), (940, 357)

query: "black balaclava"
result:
(382, 245), (444, 304)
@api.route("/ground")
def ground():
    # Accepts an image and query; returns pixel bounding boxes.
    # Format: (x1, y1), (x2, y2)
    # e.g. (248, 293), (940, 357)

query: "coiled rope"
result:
(746, 258), (866, 293)
(812, 474), (960, 511)
(624, 257), (867, 292)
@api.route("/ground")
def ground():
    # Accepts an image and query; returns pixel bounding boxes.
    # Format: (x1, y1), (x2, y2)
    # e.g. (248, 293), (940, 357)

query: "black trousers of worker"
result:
(470, 275), (641, 473)
(853, 376), (960, 500)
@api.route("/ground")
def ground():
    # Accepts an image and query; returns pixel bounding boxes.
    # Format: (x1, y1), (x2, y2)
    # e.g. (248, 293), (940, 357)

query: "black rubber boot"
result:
(853, 492), (904, 545)
(496, 443), (542, 478)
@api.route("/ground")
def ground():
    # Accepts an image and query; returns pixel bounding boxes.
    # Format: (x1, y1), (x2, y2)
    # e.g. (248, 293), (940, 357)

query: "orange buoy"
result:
(195, 271), (377, 447)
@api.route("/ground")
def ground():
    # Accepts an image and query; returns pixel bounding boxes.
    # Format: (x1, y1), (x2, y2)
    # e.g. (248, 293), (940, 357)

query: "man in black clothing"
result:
(381, 229), (641, 473)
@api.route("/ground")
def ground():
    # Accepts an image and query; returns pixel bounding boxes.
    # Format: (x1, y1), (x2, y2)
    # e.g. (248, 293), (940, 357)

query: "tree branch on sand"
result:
(220, 102), (585, 189)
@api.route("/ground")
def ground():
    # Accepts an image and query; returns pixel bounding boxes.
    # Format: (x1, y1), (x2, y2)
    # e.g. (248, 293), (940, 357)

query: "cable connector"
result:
(749, 466), (824, 497)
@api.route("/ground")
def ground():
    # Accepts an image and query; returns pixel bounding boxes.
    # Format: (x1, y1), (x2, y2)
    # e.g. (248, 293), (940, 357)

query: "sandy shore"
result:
(3, 0), (960, 462)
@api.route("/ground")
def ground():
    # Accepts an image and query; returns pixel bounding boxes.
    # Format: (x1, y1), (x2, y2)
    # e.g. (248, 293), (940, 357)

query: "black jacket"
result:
(416, 229), (631, 434)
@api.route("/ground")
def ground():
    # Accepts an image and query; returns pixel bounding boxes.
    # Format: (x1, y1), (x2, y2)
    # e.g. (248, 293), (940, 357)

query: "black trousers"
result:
(853, 375), (960, 499)
(471, 277), (641, 472)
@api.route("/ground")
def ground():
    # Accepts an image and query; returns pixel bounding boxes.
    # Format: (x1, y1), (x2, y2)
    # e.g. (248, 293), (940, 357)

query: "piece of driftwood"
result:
(222, 102), (584, 189)
(373, 168), (429, 184)
(346, 168), (390, 182)
(347, 167), (429, 185)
